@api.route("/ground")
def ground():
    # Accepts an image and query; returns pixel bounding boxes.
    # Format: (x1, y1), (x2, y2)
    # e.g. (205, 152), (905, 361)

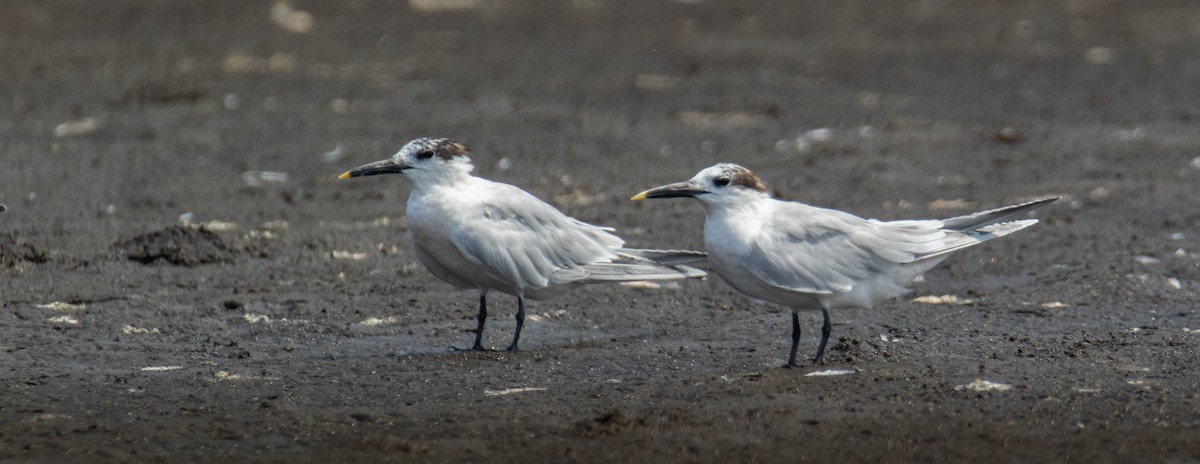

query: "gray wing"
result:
(742, 204), (951, 294)
(448, 183), (623, 289)
(940, 197), (1057, 231)
(615, 248), (708, 266)
(576, 251), (707, 282)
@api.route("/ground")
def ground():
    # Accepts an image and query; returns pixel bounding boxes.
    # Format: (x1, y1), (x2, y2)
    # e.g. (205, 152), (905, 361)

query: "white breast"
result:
(406, 187), (512, 292)
(703, 203), (825, 310)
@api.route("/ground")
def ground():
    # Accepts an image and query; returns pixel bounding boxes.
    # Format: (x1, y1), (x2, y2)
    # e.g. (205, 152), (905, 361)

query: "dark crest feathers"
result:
(723, 165), (768, 192)
(415, 138), (473, 161)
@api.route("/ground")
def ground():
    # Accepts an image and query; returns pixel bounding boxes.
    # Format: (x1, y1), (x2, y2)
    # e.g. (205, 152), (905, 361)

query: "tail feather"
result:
(573, 250), (707, 283)
(941, 197), (1058, 231)
(577, 262), (707, 282)
(615, 248), (708, 266)
(913, 219), (1041, 262)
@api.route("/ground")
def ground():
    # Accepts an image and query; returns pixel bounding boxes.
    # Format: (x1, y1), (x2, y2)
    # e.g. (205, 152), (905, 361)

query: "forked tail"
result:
(577, 249), (708, 283)
(941, 197), (1058, 231)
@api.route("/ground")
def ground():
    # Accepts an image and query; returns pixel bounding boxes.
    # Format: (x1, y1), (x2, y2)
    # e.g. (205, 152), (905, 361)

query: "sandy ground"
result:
(3, 0), (1200, 461)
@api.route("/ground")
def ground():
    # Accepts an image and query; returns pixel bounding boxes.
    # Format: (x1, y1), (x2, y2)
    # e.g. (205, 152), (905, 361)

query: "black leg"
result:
(471, 292), (488, 351)
(785, 310), (800, 368)
(813, 306), (831, 364)
(506, 295), (525, 352)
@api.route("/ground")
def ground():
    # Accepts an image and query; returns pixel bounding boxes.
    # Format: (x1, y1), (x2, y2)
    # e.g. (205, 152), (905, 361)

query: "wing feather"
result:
(448, 183), (621, 289)
(742, 204), (949, 295)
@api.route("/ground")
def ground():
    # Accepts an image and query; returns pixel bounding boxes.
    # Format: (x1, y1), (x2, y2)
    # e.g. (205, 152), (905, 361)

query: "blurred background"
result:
(5, 0), (1198, 254)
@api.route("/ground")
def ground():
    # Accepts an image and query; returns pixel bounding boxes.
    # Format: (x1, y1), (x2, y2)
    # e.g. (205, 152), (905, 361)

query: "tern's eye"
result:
(714, 177), (730, 187)
(416, 150), (434, 160)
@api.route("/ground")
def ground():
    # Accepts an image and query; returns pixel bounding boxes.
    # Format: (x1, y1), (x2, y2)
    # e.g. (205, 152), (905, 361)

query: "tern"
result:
(632, 163), (1056, 367)
(339, 138), (706, 352)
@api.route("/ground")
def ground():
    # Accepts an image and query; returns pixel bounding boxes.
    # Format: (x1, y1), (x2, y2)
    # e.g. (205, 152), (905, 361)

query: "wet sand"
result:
(3, 0), (1199, 461)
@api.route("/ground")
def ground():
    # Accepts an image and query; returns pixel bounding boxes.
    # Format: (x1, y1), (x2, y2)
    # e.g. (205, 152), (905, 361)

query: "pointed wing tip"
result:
(976, 218), (1040, 235)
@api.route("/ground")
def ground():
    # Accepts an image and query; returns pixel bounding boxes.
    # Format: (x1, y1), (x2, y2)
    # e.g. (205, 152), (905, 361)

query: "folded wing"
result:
(740, 199), (1052, 296)
(449, 184), (624, 289)
(742, 205), (948, 294)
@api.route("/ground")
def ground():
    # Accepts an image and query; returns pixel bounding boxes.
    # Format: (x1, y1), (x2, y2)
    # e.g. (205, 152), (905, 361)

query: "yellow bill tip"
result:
(630, 191), (648, 201)
(338, 171), (351, 180)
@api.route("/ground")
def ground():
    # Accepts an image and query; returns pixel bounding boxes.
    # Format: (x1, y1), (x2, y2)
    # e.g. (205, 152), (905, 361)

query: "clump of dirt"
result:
(0, 233), (49, 270)
(115, 225), (238, 266)
(572, 409), (641, 438)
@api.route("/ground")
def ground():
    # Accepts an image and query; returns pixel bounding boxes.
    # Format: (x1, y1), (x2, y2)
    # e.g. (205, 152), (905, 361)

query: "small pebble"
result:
(54, 117), (99, 138)
(242, 171), (289, 187)
(1084, 46), (1116, 65)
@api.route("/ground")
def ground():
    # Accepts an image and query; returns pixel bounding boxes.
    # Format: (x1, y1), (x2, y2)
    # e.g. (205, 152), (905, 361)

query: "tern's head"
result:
(631, 163), (769, 209)
(339, 137), (474, 186)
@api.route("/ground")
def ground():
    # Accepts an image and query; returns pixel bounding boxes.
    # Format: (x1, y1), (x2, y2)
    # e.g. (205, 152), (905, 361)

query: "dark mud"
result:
(0, 234), (48, 271)
(3, 0), (1200, 462)
(115, 225), (240, 266)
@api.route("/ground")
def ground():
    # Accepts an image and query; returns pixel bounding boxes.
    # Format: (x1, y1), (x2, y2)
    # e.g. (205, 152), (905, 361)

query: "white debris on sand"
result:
(330, 250), (369, 260)
(36, 302), (87, 311)
(912, 294), (976, 305)
(141, 366), (184, 372)
(956, 379), (1013, 392)
(1115, 127), (1145, 142)
(805, 369), (856, 377)
(122, 325), (160, 335)
(619, 281), (682, 291)
(269, 0), (314, 34)
(777, 128), (836, 154)
(319, 143), (346, 163)
(54, 117), (100, 138)
(214, 370), (278, 381)
(1041, 301), (1069, 309)
(928, 198), (978, 211)
(200, 220), (238, 233)
(484, 387), (547, 397)
(527, 310), (567, 322)
(259, 220), (290, 231)
(242, 171), (289, 187)
(1084, 46), (1117, 65)
(47, 315), (79, 325)
(358, 316), (400, 327)
(242, 313), (271, 324)
(1133, 255), (1161, 265)
(803, 127), (834, 143)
